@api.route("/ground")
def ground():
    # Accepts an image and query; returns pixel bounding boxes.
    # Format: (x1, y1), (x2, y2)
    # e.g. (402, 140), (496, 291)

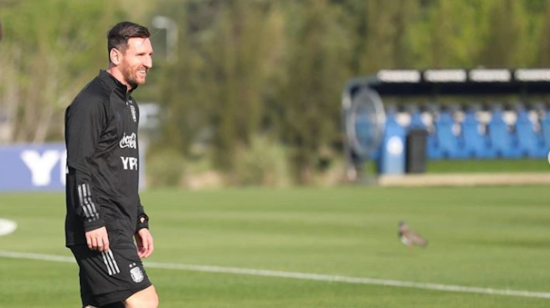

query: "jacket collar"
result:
(98, 70), (137, 99)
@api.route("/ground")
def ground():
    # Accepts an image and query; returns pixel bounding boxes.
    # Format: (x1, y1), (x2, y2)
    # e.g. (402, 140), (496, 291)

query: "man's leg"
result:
(124, 285), (158, 308)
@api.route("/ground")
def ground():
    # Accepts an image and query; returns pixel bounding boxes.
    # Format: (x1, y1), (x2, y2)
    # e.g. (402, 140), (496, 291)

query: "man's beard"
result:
(122, 65), (143, 89)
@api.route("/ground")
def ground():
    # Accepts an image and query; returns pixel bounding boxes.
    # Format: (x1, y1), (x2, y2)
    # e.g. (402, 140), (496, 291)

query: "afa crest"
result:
(129, 264), (144, 283)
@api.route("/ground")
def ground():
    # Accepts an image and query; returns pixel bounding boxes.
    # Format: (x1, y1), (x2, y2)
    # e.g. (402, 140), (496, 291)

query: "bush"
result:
(232, 135), (291, 187)
(146, 148), (186, 188)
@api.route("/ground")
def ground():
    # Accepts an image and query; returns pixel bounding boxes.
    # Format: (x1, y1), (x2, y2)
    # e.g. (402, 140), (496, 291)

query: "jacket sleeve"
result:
(136, 195), (149, 231)
(65, 97), (107, 232)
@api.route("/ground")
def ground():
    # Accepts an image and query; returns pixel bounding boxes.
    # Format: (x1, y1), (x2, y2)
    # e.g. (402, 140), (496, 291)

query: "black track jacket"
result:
(65, 70), (148, 247)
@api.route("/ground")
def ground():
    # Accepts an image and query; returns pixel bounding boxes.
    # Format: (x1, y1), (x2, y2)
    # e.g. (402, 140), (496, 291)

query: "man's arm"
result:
(85, 227), (110, 252)
(66, 98), (109, 251)
(136, 196), (149, 231)
(135, 228), (154, 258)
(135, 196), (153, 258)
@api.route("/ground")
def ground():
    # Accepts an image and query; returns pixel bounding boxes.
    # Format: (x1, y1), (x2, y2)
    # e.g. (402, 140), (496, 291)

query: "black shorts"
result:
(69, 229), (152, 307)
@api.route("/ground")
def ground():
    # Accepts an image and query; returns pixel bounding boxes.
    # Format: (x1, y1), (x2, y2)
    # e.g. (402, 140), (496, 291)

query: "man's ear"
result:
(110, 48), (122, 65)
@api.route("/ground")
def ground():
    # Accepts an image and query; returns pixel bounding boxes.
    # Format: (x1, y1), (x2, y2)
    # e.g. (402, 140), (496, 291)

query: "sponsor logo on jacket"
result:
(121, 156), (138, 171)
(119, 133), (137, 149)
(128, 101), (137, 122)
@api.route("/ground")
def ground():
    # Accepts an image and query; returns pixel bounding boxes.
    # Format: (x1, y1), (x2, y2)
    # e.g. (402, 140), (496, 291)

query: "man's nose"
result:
(144, 56), (153, 69)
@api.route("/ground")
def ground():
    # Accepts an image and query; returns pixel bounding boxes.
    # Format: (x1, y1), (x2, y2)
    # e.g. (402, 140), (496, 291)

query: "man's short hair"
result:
(107, 21), (150, 55)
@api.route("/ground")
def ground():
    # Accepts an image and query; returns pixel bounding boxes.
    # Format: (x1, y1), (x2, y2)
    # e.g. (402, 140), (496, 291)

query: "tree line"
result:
(2, 0), (550, 184)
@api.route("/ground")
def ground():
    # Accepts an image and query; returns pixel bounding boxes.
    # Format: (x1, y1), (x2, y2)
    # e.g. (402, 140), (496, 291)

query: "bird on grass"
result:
(399, 221), (428, 251)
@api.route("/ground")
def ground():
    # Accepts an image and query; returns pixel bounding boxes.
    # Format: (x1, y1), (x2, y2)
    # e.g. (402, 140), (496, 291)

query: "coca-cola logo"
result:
(119, 133), (137, 149)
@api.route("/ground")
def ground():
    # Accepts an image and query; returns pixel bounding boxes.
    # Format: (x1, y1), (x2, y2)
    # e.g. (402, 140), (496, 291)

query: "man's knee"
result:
(124, 285), (159, 308)
(125, 297), (158, 308)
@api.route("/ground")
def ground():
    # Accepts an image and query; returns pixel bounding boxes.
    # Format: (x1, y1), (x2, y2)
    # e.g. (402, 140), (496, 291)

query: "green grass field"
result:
(1, 186), (550, 307)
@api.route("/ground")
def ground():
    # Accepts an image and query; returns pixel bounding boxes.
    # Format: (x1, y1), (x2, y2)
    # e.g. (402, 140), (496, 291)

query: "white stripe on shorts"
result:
(101, 251), (113, 275)
(101, 250), (120, 276)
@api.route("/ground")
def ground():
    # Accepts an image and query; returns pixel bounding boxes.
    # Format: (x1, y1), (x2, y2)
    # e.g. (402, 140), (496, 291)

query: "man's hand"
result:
(85, 226), (109, 252)
(135, 228), (154, 258)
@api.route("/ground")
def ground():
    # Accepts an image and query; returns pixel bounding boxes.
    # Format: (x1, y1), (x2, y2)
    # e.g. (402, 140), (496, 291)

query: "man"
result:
(65, 21), (159, 308)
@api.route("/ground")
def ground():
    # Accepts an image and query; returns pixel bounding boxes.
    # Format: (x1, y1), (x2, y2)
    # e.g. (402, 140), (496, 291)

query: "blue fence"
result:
(0, 143), (66, 192)
(0, 143), (145, 192)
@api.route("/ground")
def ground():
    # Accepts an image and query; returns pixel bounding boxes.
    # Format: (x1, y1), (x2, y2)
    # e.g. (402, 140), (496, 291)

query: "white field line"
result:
(0, 219), (17, 236)
(0, 250), (549, 300)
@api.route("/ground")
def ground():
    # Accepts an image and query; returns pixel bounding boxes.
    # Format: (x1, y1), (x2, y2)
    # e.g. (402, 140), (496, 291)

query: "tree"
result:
(157, 0), (284, 170)
(343, 0), (420, 75)
(408, 0), (494, 68)
(277, 0), (351, 183)
(0, 0), (124, 143)
(480, 0), (530, 68)
(537, 0), (550, 66)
